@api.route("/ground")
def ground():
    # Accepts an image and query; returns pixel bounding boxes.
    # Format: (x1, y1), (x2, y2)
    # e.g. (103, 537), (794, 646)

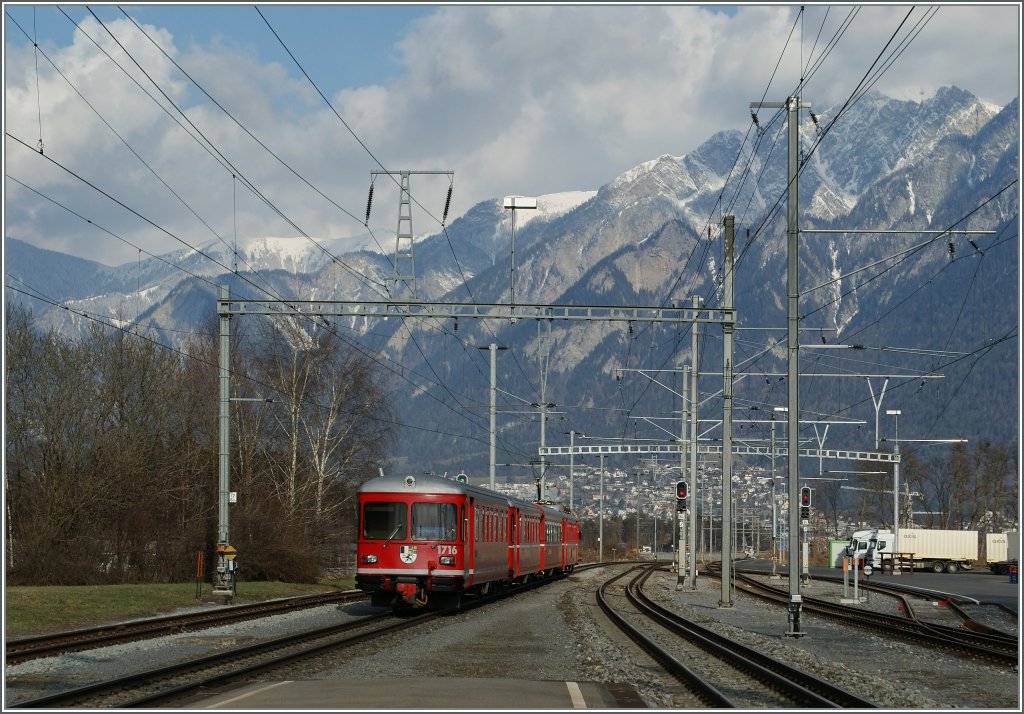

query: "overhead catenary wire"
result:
(12, 27), (528, 465)
(10, 6), (1011, 463)
(636, 5), (1006, 442)
(616, 4), (815, 414)
(252, 7), (543, 402)
(32, 6), (44, 154)
(108, 8), (393, 290)
(5, 133), (508, 451)
(49, 9), (504, 443)
(5, 282), (500, 446)
(6, 12), (271, 283)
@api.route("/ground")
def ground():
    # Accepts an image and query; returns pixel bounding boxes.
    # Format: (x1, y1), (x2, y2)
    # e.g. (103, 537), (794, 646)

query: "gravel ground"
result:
(4, 564), (1020, 710)
(636, 569), (1019, 709)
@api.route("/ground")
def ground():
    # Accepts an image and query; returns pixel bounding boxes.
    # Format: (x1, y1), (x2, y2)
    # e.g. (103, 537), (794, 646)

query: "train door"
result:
(539, 513), (547, 572)
(559, 518), (566, 570)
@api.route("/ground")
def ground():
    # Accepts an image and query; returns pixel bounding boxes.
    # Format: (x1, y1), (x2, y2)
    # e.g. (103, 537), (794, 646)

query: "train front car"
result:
(356, 473), (464, 610)
(356, 473), (510, 611)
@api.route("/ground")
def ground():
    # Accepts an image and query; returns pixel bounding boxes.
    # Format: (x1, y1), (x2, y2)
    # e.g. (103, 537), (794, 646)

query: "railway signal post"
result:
(676, 480), (688, 589)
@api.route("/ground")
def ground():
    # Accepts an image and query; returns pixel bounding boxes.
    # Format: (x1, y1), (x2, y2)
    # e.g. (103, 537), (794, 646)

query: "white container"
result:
(896, 528), (977, 561)
(987, 532), (1008, 563)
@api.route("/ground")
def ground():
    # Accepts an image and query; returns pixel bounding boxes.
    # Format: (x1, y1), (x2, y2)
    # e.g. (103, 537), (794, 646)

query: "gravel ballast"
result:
(4, 564), (1019, 709)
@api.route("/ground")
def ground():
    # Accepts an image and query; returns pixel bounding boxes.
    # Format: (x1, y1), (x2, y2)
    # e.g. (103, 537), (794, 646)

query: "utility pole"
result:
(636, 468), (641, 556)
(537, 320), (553, 500)
(751, 95), (808, 635)
(689, 295), (700, 589)
(504, 195), (538, 321)
(720, 215), (736, 608)
(771, 411), (779, 577)
(566, 430), (583, 510)
(679, 367), (690, 589)
(785, 95), (804, 635)
(478, 343), (507, 490)
(599, 453), (605, 561)
(214, 284), (233, 601)
(887, 409), (902, 541)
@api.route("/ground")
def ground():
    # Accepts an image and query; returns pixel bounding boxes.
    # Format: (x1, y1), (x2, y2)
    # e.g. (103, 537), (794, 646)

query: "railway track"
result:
(709, 566), (1019, 666)
(8, 610), (425, 708)
(5, 590), (365, 664)
(596, 564), (878, 708)
(776, 569), (1018, 637)
(8, 569), (585, 708)
(6, 566), (614, 668)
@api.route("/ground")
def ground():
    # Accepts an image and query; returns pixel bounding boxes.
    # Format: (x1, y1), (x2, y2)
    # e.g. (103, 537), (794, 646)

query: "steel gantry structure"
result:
(539, 442), (901, 464)
(213, 288), (736, 600)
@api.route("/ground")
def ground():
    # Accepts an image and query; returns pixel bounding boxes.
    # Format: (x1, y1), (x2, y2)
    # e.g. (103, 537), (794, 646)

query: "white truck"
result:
(847, 528), (978, 573)
(986, 532), (1019, 575)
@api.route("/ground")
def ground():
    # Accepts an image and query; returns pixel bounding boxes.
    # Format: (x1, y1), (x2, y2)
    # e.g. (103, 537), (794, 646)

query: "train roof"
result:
(360, 473), (495, 498)
(359, 473), (576, 520)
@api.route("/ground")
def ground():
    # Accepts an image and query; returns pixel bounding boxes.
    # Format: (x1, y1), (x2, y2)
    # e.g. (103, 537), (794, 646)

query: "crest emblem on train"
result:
(399, 545), (418, 563)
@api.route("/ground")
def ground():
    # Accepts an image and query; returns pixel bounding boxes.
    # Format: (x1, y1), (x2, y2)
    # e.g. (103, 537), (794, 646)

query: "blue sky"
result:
(6, 4), (435, 94)
(4, 3), (1020, 266)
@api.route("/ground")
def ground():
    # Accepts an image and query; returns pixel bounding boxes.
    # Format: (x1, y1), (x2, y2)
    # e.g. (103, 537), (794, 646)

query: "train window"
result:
(363, 502), (406, 540)
(412, 502), (458, 541)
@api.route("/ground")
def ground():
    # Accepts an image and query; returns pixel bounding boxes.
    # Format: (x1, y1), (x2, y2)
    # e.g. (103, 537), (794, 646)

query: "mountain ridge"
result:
(5, 86), (1019, 471)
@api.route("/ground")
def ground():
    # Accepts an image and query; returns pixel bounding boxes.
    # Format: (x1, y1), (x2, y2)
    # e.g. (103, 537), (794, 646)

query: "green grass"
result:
(4, 577), (355, 637)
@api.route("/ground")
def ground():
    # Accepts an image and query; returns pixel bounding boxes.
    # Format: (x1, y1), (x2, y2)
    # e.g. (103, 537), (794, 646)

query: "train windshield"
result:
(362, 502), (406, 540)
(411, 502), (458, 541)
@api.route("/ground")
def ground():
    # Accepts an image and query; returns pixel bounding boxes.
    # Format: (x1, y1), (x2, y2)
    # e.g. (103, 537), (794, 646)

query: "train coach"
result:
(355, 473), (579, 611)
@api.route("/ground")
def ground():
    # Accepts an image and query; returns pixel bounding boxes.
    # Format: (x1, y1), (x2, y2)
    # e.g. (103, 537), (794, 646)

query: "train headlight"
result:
(439, 556), (456, 566)
(361, 554), (378, 564)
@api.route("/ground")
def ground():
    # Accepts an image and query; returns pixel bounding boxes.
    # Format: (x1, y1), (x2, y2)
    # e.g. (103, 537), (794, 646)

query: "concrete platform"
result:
(188, 677), (646, 709)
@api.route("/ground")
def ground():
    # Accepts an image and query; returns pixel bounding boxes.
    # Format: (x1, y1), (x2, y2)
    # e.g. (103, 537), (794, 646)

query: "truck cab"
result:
(846, 529), (893, 569)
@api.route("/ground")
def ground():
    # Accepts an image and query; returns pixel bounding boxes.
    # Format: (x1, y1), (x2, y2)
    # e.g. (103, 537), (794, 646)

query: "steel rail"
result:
(5, 590), (364, 663)
(627, 567), (877, 708)
(9, 570), (575, 708)
(596, 566), (735, 707)
(8, 612), (405, 708)
(731, 572), (1018, 666)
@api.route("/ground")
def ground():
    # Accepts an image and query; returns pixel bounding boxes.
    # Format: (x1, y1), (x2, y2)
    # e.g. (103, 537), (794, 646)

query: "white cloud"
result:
(4, 4), (1018, 267)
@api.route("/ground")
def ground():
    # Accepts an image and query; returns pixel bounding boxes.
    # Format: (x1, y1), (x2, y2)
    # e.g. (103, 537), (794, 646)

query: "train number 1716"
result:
(438, 545), (458, 556)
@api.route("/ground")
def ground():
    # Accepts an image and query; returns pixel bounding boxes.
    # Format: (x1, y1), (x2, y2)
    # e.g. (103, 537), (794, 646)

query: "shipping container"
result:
(896, 528), (977, 561)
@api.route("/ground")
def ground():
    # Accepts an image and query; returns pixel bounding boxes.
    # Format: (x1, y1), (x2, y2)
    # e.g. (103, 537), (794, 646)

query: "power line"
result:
(107, 8), (391, 291)
(251, 8), (543, 405)
(13, 9), (505, 449)
(4, 281), (497, 445)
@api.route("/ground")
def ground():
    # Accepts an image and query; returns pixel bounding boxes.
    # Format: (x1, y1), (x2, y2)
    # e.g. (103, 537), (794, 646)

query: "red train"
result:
(356, 473), (579, 610)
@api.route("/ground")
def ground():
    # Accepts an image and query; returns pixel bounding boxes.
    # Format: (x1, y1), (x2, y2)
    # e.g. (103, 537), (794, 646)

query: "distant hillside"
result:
(5, 87), (1019, 475)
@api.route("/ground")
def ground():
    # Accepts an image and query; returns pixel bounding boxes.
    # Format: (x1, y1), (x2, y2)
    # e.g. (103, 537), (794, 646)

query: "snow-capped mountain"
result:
(6, 87), (1019, 471)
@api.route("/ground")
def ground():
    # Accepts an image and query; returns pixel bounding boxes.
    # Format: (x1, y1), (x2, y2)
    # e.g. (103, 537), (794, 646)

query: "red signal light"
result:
(800, 487), (812, 507)
(676, 480), (687, 499)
